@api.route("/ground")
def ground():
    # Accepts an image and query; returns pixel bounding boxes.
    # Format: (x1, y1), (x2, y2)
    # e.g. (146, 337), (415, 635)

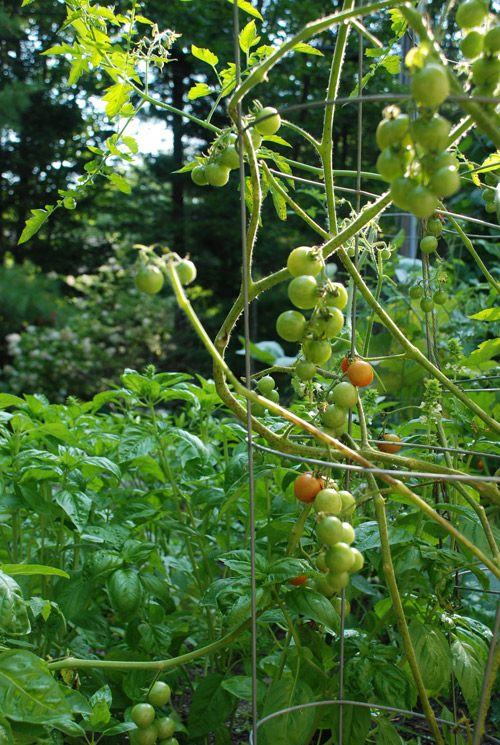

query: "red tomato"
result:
(289, 575), (308, 586)
(294, 472), (325, 503)
(341, 356), (350, 373)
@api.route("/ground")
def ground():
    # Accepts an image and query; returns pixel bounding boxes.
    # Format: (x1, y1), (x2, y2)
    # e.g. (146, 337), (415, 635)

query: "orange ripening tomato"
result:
(289, 575), (308, 586)
(294, 472), (325, 503)
(377, 433), (402, 454)
(346, 360), (374, 388)
(341, 356), (350, 373)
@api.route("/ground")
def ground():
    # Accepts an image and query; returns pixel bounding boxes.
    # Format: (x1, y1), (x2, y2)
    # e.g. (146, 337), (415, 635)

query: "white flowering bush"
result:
(2, 258), (176, 401)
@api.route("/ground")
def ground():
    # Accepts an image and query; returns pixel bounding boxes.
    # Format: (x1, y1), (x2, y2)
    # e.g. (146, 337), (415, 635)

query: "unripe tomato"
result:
(191, 165), (208, 186)
(287, 246), (324, 277)
(148, 681), (172, 708)
(312, 308), (344, 339)
(325, 542), (355, 573)
(377, 433), (402, 454)
(219, 146), (240, 170)
(338, 490), (356, 515)
(175, 259), (197, 285)
(131, 703), (156, 728)
(288, 275), (318, 309)
(349, 547), (365, 573)
(420, 296), (435, 312)
(427, 217), (443, 237)
(326, 283), (348, 310)
(130, 725), (158, 745)
(484, 25), (500, 54)
(321, 404), (347, 429)
(156, 717), (176, 739)
(471, 56), (500, 86)
(376, 113), (410, 150)
(276, 310), (307, 342)
(376, 148), (408, 182)
(429, 165), (461, 197)
(255, 106), (281, 136)
(330, 381), (358, 408)
(331, 596), (351, 617)
(409, 115), (451, 152)
(410, 63), (450, 107)
(346, 360), (374, 387)
(295, 360), (317, 381)
(314, 576), (336, 597)
(326, 570), (350, 591)
(407, 185), (439, 219)
(316, 552), (328, 572)
(433, 289), (448, 305)
(268, 389), (280, 404)
(289, 574), (308, 586)
(340, 521), (355, 545)
(456, 0), (488, 29)
(420, 236), (438, 254)
(205, 163), (230, 187)
(390, 177), (414, 210)
(257, 375), (275, 395)
(409, 285), (424, 299)
(136, 266), (164, 295)
(316, 515), (344, 546)
(294, 472), (324, 502)
(302, 339), (332, 366)
(314, 488), (342, 514)
(460, 30), (484, 58)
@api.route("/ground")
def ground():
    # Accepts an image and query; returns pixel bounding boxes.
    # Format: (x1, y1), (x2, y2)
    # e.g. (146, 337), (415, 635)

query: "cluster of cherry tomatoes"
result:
(190, 104), (281, 188)
(457, 0), (500, 96)
(408, 215), (448, 311)
(135, 258), (197, 295)
(292, 473), (363, 596)
(275, 245), (348, 375)
(129, 682), (177, 745)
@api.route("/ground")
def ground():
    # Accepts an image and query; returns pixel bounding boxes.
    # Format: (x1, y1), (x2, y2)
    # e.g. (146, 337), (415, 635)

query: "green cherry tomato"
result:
(326, 570), (350, 591)
(130, 726), (159, 745)
(148, 681), (172, 708)
(136, 266), (164, 295)
(191, 165), (208, 186)
(390, 177), (414, 210)
(341, 522), (356, 545)
(287, 246), (324, 277)
(433, 289), (448, 305)
(338, 490), (356, 515)
(312, 308), (344, 339)
(485, 202), (497, 213)
(429, 165), (461, 197)
(325, 282), (348, 310)
(426, 217), (443, 236)
(471, 56), (500, 86)
(158, 738), (179, 745)
(131, 703), (156, 729)
(420, 296), (435, 312)
(295, 360), (317, 381)
(407, 185), (439, 219)
(156, 717), (176, 739)
(316, 552), (328, 572)
(376, 113), (410, 150)
(205, 163), (230, 187)
(329, 381), (358, 408)
(302, 339), (332, 366)
(460, 30), (484, 58)
(484, 25), (500, 54)
(325, 542), (356, 573)
(331, 596), (351, 617)
(420, 236), (438, 253)
(175, 259), (197, 285)
(456, 0), (488, 29)
(218, 146), (241, 170)
(288, 275), (318, 309)
(257, 375), (275, 395)
(314, 488), (342, 514)
(254, 106), (281, 135)
(321, 404), (347, 429)
(349, 547), (365, 573)
(276, 310), (307, 342)
(376, 147), (408, 182)
(410, 114), (451, 153)
(316, 516), (344, 546)
(410, 63), (450, 107)
(409, 285), (424, 299)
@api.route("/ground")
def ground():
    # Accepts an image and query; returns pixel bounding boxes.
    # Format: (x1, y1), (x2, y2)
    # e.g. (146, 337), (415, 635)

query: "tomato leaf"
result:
(260, 679), (315, 745)
(18, 206), (54, 245)
(292, 42), (323, 56)
(220, 675), (266, 703)
(240, 21), (259, 53)
(468, 338), (500, 365)
(191, 45), (218, 67)
(286, 588), (340, 633)
(226, 0), (263, 21)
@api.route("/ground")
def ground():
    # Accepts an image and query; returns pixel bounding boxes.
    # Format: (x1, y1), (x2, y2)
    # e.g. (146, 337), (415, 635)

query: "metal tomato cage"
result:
(226, 4), (500, 744)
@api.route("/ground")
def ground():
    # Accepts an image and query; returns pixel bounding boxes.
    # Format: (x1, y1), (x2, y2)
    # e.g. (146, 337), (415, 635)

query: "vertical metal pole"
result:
(231, 4), (258, 743)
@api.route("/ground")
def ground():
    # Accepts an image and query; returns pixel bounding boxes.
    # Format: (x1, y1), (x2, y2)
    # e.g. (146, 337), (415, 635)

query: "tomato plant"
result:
(131, 703), (156, 729)
(287, 246), (324, 277)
